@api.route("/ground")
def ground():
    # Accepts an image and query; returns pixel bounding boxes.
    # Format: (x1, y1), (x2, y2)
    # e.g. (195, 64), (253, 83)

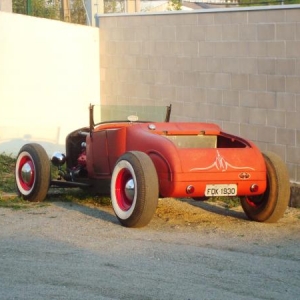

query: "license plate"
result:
(205, 184), (237, 197)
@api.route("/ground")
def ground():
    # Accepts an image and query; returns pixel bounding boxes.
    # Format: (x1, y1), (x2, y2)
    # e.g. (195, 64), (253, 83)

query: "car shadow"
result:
(47, 190), (119, 226)
(45, 189), (248, 226)
(178, 198), (248, 221)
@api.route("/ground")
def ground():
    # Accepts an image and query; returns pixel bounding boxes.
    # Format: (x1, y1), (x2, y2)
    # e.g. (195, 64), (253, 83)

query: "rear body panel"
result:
(82, 121), (266, 198)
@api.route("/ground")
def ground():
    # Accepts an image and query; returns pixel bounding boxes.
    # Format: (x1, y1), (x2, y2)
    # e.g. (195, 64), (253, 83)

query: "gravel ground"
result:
(0, 197), (299, 300)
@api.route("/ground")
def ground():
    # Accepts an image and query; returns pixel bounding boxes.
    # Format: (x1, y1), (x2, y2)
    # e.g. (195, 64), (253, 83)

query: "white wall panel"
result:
(0, 12), (100, 155)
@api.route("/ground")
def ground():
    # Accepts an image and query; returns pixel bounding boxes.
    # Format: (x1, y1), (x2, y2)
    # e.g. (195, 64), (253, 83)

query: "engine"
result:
(51, 142), (87, 182)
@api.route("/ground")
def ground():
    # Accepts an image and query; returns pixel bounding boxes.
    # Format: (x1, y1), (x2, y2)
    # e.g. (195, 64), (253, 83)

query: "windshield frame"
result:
(89, 104), (172, 132)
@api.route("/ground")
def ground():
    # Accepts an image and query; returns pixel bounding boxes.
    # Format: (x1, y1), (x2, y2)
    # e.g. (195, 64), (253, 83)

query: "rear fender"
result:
(148, 151), (174, 196)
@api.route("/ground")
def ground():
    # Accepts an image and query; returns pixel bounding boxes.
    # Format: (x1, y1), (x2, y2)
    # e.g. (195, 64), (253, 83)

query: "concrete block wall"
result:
(97, 5), (300, 183)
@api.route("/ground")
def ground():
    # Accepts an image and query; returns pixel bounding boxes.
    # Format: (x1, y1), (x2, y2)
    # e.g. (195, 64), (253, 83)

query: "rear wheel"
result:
(15, 143), (50, 202)
(111, 151), (159, 228)
(240, 152), (290, 223)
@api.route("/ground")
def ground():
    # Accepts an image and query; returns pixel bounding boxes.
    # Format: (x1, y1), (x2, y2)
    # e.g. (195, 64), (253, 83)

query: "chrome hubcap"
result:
(21, 162), (34, 184)
(125, 179), (135, 200)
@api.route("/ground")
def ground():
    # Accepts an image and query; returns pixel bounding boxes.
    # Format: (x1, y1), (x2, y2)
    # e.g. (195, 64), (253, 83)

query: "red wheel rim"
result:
(17, 155), (35, 191)
(115, 168), (135, 211)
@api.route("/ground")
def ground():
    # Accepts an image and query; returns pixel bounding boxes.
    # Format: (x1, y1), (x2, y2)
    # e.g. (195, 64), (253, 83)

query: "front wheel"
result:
(240, 152), (290, 223)
(111, 151), (159, 228)
(15, 143), (50, 202)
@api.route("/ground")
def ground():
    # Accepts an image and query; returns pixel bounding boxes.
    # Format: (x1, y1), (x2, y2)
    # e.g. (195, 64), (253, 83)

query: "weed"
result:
(0, 196), (48, 210)
(0, 153), (16, 193)
(208, 196), (241, 209)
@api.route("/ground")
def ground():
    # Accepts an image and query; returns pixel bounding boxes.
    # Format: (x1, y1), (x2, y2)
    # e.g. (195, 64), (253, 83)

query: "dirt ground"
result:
(155, 197), (300, 235)
(0, 196), (299, 299)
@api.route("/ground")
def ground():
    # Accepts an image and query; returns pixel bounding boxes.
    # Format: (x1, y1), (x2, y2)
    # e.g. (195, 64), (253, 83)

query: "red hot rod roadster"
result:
(15, 104), (290, 227)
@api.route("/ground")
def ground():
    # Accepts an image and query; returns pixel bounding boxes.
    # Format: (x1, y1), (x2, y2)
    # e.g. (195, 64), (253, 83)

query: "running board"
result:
(50, 180), (91, 188)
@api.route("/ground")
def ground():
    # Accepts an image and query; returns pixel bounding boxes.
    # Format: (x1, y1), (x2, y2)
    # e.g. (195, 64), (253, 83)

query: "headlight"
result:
(51, 152), (66, 167)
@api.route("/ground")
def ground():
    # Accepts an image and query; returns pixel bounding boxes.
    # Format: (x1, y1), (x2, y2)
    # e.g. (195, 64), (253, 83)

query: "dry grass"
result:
(0, 153), (16, 193)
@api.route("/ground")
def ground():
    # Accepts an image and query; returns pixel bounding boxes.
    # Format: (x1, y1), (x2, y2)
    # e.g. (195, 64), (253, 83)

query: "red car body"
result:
(81, 121), (266, 198)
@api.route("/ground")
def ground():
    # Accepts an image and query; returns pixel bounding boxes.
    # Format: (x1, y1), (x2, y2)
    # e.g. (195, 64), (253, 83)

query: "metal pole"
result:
(27, 0), (32, 15)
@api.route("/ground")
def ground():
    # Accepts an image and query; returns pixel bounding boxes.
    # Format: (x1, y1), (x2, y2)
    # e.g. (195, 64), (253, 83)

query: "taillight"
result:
(186, 185), (195, 194)
(250, 184), (259, 193)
